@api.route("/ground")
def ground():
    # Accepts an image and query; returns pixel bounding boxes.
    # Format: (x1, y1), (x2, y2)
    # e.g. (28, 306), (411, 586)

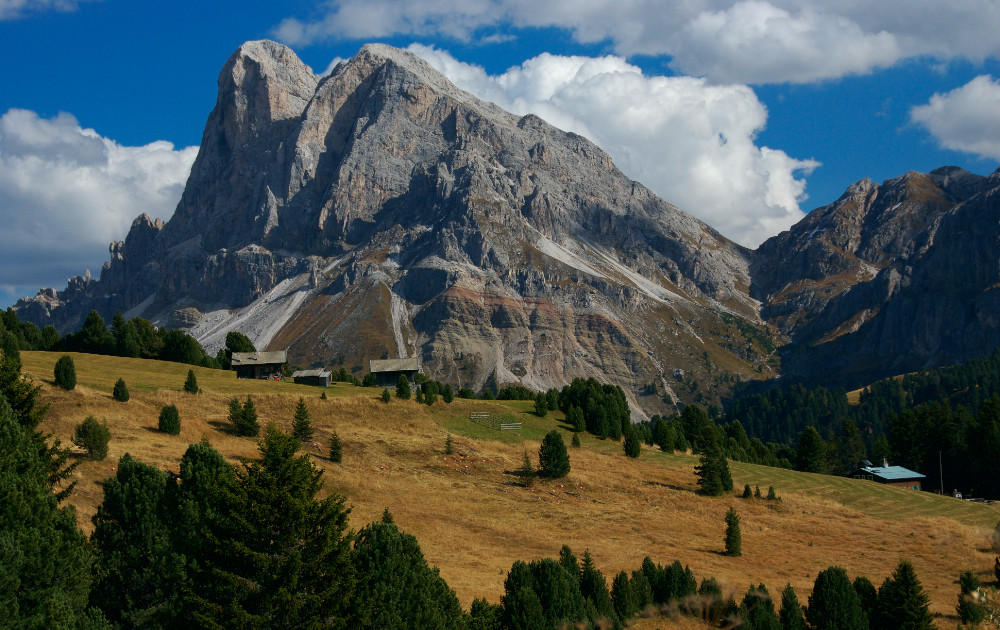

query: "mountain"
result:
(15, 40), (777, 416)
(752, 166), (1000, 387)
(16, 40), (1000, 406)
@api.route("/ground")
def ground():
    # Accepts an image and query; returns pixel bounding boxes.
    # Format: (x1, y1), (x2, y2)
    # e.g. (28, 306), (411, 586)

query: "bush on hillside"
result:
(54, 354), (76, 390)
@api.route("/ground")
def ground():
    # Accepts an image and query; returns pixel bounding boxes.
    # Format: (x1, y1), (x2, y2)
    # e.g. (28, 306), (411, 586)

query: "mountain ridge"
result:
(15, 39), (1000, 407)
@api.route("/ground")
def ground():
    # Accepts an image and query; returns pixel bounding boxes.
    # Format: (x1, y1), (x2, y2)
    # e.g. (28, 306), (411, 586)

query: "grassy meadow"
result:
(21, 351), (1000, 627)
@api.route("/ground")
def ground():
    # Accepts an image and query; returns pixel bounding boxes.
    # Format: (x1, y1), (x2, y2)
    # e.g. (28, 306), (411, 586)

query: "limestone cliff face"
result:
(752, 166), (1000, 387)
(16, 41), (775, 414)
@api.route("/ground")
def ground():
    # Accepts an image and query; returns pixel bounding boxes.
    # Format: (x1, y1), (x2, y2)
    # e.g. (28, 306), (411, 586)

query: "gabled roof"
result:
(231, 351), (288, 366)
(291, 369), (332, 378)
(369, 357), (420, 373)
(856, 464), (925, 481)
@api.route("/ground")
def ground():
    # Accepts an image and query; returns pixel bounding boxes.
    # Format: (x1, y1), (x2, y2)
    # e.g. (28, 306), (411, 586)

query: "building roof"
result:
(231, 351), (288, 366)
(291, 369), (332, 378)
(856, 464), (925, 481)
(369, 357), (420, 373)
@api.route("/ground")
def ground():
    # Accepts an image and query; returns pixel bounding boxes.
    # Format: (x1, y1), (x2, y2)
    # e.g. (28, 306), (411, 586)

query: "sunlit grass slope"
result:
(21, 351), (1000, 626)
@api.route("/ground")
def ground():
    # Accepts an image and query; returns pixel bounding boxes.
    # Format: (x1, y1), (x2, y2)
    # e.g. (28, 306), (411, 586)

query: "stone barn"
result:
(369, 358), (420, 387)
(851, 459), (925, 490)
(291, 369), (332, 387)
(231, 351), (288, 379)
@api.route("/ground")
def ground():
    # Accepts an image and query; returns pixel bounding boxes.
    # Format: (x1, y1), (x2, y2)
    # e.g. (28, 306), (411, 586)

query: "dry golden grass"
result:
(21, 351), (1000, 628)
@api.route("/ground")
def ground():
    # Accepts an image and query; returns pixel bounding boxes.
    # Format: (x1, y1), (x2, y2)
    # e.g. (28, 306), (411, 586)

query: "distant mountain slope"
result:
(15, 41), (775, 415)
(752, 166), (1000, 387)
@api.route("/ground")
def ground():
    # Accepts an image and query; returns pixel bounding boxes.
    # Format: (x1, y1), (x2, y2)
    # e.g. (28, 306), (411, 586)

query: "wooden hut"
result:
(851, 459), (925, 490)
(231, 351), (288, 379)
(291, 369), (332, 387)
(368, 358), (420, 387)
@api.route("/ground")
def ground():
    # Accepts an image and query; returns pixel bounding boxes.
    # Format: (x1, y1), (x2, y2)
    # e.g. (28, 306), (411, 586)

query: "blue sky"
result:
(2, 0), (999, 309)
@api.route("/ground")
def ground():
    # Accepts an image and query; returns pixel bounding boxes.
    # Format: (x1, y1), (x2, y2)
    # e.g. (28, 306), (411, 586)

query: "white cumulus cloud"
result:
(910, 75), (1000, 162)
(0, 109), (197, 293)
(408, 44), (818, 247)
(274, 0), (1000, 85)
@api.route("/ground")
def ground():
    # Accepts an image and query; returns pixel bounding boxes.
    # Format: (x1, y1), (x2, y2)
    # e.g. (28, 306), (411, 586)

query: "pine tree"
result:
(468, 597), (504, 630)
(779, 583), (806, 630)
(853, 576), (878, 623)
(724, 506), (742, 556)
(740, 583), (780, 630)
(111, 377), (130, 402)
(796, 426), (829, 473)
(0, 399), (99, 628)
(291, 397), (313, 442)
(329, 431), (343, 463)
(445, 434), (454, 455)
(90, 453), (180, 627)
(519, 452), (535, 487)
(348, 521), (464, 629)
(158, 404), (181, 435)
(580, 551), (618, 627)
(534, 393), (548, 417)
(571, 432), (581, 448)
(875, 560), (933, 630)
(397, 374), (411, 399)
(189, 428), (356, 627)
(54, 353), (76, 390)
(73, 415), (110, 460)
(623, 424), (641, 458)
(743, 483), (753, 499)
(538, 430), (570, 478)
(806, 566), (868, 630)
(695, 432), (732, 496)
(767, 486), (778, 500)
(957, 570), (984, 625)
(381, 388), (391, 403)
(442, 384), (454, 404)
(183, 369), (200, 394)
(611, 570), (637, 621)
(234, 396), (259, 437)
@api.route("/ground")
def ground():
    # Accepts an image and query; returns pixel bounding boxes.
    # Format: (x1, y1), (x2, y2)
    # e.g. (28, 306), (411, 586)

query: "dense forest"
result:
(725, 351), (1000, 498)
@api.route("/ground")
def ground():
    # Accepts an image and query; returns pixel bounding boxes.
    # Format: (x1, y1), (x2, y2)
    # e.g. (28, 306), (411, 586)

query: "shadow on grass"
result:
(207, 420), (237, 435)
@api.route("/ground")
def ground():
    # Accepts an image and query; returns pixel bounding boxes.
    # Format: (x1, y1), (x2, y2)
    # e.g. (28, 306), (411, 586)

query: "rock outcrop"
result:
(753, 166), (1000, 387)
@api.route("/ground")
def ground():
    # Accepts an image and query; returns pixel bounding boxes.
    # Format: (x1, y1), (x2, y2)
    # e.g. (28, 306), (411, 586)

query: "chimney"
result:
(883, 457), (889, 468)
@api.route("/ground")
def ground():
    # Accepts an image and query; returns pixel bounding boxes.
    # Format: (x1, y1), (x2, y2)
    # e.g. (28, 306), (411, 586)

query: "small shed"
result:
(369, 357), (420, 388)
(851, 459), (925, 490)
(232, 350), (288, 380)
(292, 369), (332, 388)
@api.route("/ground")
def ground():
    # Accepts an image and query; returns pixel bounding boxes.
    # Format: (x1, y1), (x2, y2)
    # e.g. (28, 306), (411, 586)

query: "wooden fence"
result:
(470, 411), (521, 431)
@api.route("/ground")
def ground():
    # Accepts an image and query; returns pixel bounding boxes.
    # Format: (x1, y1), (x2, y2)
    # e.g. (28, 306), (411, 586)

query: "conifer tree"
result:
(853, 576), (878, 624)
(54, 353), (76, 390)
(739, 583), (780, 630)
(291, 397), (313, 442)
(957, 570), (984, 625)
(875, 560), (933, 630)
(767, 485), (778, 500)
(329, 431), (343, 463)
(231, 396), (259, 437)
(571, 432), (581, 448)
(158, 404), (181, 435)
(396, 374), (411, 399)
(73, 415), (111, 460)
(579, 551), (618, 627)
(623, 424), (641, 458)
(442, 384), (454, 403)
(695, 432), (732, 496)
(743, 483), (753, 499)
(112, 377), (130, 402)
(183, 369), (199, 394)
(806, 566), (868, 630)
(611, 570), (637, 621)
(467, 597), (504, 630)
(538, 430), (570, 478)
(90, 453), (179, 627)
(534, 392), (548, 417)
(779, 583), (806, 630)
(445, 434), (454, 455)
(796, 426), (829, 473)
(519, 451), (535, 487)
(382, 387), (391, 403)
(0, 399), (100, 628)
(188, 428), (356, 627)
(348, 520), (464, 629)
(725, 506), (742, 556)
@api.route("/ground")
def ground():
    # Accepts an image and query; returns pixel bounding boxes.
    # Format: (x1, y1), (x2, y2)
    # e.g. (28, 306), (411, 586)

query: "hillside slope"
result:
(22, 351), (999, 622)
